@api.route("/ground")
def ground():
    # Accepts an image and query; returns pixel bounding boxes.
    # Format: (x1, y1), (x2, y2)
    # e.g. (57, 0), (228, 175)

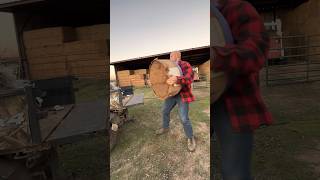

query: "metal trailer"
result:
(0, 78), (108, 179)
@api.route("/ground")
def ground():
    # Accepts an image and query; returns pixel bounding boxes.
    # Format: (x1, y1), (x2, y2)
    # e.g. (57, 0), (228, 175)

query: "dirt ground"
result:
(213, 81), (320, 179)
(58, 79), (320, 179)
(110, 86), (210, 180)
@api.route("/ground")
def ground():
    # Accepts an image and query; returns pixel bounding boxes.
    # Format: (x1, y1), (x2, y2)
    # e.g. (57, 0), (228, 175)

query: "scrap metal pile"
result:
(0, 68), (31, 151)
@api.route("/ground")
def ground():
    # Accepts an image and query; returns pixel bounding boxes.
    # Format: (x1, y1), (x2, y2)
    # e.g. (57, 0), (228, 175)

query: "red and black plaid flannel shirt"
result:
(176, 60), (195, 103)
(212, 0), (273, 132)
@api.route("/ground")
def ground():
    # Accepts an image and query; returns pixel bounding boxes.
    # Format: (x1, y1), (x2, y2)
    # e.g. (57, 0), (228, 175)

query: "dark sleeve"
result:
(176, 62), (193, 85)
(212, 1), (270, 75)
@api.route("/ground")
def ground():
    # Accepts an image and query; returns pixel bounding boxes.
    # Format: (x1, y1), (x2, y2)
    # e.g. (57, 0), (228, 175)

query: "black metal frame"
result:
(265, 34), (320, 86)
(25, 85), (42, 144)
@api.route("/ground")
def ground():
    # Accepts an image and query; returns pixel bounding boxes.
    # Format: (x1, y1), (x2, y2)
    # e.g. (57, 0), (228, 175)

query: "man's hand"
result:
(166, 76), (178, 85)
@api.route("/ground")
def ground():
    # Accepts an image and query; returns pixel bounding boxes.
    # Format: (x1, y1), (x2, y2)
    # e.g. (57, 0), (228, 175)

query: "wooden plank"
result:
(40, 104), (74, 141)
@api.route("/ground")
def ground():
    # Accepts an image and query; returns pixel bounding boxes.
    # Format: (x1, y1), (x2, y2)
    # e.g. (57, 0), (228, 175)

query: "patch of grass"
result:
(111, 88), (210, 179)
(57, 135), (107, 179)
(56, 79), (107, 179)
(74, 79), (106, 102)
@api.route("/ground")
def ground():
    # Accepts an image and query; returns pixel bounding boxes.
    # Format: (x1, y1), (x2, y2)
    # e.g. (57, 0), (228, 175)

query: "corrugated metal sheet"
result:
(0, 0), (21, 4)
(0, 0), (44, 11)
(111, 45), (210, 65)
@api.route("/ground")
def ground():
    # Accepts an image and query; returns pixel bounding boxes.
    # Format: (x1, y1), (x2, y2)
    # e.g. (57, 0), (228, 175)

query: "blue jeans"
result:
(212, 99), (253, 180)
(162, 94), (193, 138)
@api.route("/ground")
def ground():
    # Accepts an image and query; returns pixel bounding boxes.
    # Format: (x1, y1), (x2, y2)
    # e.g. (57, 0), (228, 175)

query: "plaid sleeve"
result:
(176, 61), (193, 85)
(212, 1), (270, 75)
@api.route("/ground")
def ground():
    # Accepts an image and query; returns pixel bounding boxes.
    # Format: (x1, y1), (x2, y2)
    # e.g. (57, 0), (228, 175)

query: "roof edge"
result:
(110, 45), (210, 65)
(0, 0), (44, 12)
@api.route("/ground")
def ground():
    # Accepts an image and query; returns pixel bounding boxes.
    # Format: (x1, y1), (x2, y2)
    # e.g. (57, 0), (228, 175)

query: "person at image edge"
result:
(212, 0), (273, 179)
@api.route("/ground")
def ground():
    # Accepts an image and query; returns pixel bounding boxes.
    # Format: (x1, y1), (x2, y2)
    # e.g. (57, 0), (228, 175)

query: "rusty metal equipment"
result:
(109, 83), (144, 151)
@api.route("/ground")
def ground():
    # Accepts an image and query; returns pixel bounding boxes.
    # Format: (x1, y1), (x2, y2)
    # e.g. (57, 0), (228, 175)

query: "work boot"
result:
(155, 128), (169, 135)
(187, 136), (196, 152)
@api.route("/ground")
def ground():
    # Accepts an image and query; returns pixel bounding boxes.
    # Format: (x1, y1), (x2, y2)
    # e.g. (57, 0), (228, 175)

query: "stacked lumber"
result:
(23, 27), (75, 80)
(117, 70), (132, 87)
(129, 74), (145, 87)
